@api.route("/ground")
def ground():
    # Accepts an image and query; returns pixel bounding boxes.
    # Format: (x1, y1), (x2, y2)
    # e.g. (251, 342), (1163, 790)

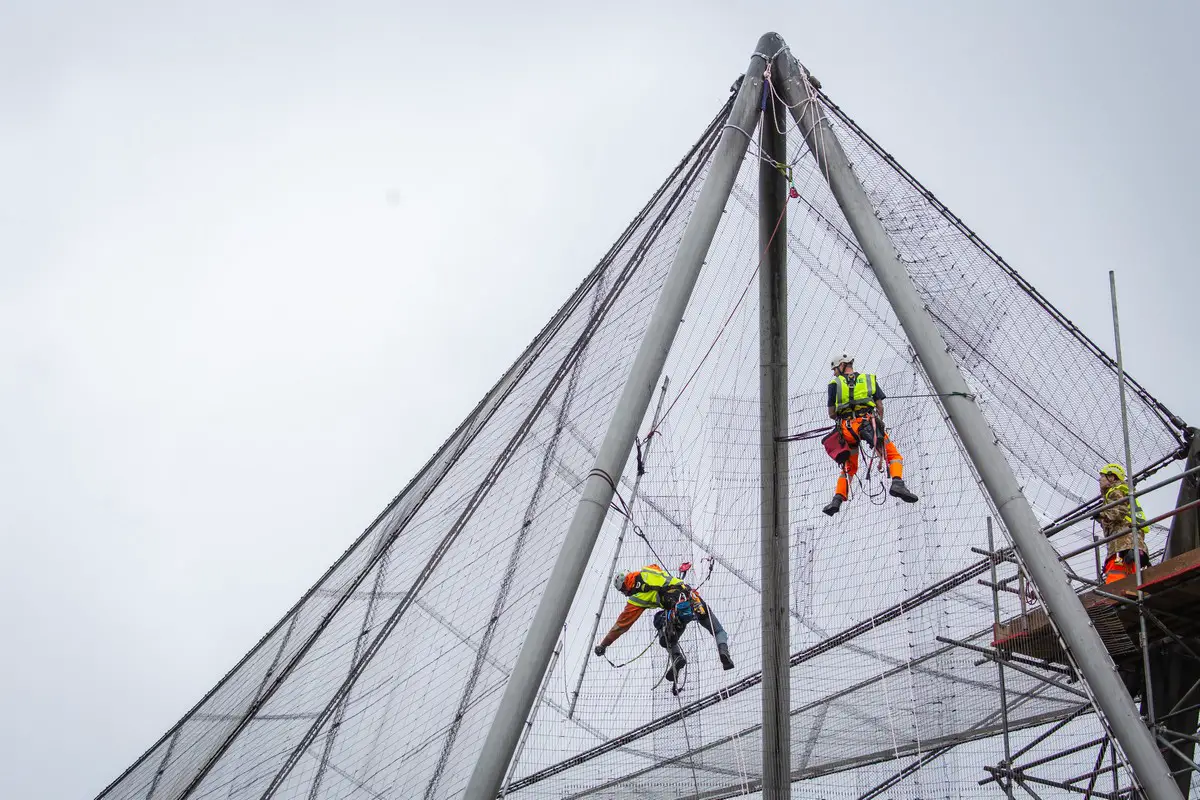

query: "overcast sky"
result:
(2, 2), (1197, 798)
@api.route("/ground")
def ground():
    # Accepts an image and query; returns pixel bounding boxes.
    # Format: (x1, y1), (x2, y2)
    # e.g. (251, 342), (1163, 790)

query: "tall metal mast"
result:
(758, 39), (793, 799)
(1109, 270), (1157, 729)
(771, 47), (1185, 800)
(566, 378), (671, 719)
(461, 37), (773, 800)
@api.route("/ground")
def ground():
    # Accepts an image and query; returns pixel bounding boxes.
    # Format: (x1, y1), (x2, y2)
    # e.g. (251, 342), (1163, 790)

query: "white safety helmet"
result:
(830, 351), (855, 370)
(613, 573), (629, 593)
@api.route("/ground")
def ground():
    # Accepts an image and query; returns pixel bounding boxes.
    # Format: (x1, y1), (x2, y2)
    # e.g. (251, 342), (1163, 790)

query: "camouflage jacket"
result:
(1097, 482), (1148, 559)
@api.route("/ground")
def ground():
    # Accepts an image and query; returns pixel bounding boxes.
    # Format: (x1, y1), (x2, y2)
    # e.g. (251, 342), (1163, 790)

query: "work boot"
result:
(889, 478), (918, 503)
(822, 494), (845, 516)
(717, 643), (735, 671)
(664, 652), (687, 682)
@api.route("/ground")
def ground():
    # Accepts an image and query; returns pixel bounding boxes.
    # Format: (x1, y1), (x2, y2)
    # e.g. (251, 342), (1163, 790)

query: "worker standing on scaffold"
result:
(594, 564), (734, 682)
(822, 352), (919, 516)
(1097, 463), (1150, 584)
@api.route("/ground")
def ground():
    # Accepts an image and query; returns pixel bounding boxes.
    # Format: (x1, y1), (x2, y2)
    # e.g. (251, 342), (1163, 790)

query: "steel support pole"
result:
(759, 74), (792, 800)
(461, 39), (771, 800)
(500, 630), (564, 798)
(771, 49), (1185, 800)
(566, 377), (670, 719)
(1110, 271), (1156, 727)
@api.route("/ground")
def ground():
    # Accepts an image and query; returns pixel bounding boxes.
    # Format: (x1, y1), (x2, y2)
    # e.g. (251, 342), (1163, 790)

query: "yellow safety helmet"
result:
(1099, 463), (1126, 481)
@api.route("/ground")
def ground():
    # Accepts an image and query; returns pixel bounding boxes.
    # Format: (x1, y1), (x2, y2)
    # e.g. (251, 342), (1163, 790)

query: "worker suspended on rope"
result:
(821, 352), (919, 516)
(1097, 463), (1150, 584)
(593, 564), (734, 683)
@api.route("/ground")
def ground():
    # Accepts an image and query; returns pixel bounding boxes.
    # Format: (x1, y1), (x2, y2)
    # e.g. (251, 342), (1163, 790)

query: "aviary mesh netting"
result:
(97, 63), (1187, 800)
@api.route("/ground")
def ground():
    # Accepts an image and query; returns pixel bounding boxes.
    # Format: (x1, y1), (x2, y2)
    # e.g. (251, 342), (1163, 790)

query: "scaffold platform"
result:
(992, 548), (1200, 667)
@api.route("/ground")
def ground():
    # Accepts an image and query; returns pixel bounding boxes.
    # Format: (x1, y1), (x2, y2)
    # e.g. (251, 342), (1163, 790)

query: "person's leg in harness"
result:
(868, 414), (916, 503)
(653, 610), (688, 681)
(823, 417), (859, 516)
(825, 414), (917, 514)
(693, 599), (735, 670)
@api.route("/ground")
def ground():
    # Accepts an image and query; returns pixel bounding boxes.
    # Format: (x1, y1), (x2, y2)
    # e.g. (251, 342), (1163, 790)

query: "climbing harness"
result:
(597, 423), (723, 695)
(822, 412), (893, 507)
(602, 569), (716, 696)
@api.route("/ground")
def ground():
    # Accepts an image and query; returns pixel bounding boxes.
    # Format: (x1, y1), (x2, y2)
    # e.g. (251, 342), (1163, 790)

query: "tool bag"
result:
(672, 597), (696, 624)
(823, 415), (886, 465)
(822, 425), (852, 464)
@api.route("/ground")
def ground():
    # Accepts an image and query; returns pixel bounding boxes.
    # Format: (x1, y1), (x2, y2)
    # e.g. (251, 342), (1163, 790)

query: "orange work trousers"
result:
(834, 415), (903, 499)
(1103, 550), (1150, 585)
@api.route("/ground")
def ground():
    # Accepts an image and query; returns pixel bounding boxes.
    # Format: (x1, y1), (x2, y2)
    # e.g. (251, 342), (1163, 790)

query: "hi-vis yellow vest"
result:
(627, 565), (685, 609)
(831, 373), (877, 416)
(1105, 483), (1149, 536)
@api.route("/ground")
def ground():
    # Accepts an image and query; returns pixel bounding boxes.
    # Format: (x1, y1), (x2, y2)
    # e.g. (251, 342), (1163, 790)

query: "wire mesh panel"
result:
(96, 58), (1188, 800)
(96, 95), (732, 800)
(498, 76), (1184, 799)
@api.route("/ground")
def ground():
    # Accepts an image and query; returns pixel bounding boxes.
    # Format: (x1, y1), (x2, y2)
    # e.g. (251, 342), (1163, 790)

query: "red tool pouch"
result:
(822, 426), (852, 464)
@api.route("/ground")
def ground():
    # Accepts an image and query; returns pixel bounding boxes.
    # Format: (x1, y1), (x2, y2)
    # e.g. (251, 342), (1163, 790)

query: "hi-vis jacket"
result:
(1098, 482), (1149, 559)
(600, 565), (697, 647)
(624, 564), (685, 608)
(829, 373), (881, 417)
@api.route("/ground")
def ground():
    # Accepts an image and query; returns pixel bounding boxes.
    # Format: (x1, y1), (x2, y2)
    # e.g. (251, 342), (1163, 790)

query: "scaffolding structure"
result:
(954, 433), (1200, 799)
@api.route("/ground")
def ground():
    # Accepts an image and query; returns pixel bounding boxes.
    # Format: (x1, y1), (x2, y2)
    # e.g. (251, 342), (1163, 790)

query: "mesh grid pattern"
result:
(96, 67), (1187, 800)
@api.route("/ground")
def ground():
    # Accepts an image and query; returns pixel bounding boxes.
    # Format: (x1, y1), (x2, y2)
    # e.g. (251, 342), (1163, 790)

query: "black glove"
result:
(594, 643), (607, 657)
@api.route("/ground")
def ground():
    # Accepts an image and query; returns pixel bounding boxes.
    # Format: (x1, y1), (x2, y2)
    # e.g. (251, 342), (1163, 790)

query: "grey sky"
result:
(2, 2), (1197, 798)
